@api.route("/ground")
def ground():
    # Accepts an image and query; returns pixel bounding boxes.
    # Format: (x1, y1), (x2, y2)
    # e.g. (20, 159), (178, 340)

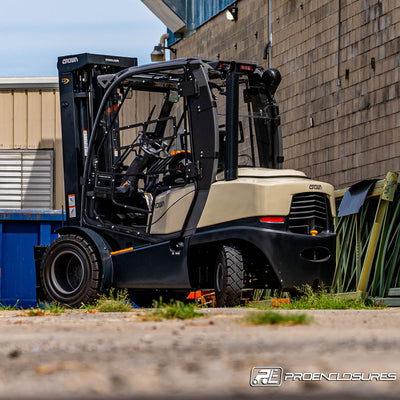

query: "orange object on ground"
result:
(271, 298), (291, 307)
(186, 290), (211, 300)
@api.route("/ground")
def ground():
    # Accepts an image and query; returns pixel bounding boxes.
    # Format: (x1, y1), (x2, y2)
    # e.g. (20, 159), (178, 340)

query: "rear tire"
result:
(214, 245), (244, 307)
(40, 234), (101, 307)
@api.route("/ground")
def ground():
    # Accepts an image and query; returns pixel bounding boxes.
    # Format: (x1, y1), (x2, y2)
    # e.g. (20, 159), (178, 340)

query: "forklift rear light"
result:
(260, 216), (284, 223)
(239, 64), (254, 72)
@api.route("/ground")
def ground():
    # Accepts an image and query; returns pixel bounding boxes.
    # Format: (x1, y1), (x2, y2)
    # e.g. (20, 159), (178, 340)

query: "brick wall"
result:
(170, 0), (400, 189)
(172, 0), (269, 65)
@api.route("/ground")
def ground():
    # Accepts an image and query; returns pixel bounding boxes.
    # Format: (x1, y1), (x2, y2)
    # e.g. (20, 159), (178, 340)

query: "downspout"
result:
(268, 0), (272, 68)
(160, 33), (170, 47)
(337, 0), (342, 86)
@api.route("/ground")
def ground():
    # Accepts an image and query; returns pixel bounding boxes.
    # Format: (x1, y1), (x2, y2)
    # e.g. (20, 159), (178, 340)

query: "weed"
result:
(82, 289), (134, 313)
(242, 310), (311, 325)
(253, 285), (376, 310)
(21, 302), (66, 317)
(43, 302), (66, 314)
(95, 299), (133, 313)
(25, 309), (47, 317)
(0, 301), (20, 310)
(287, 285), (375, 310)
(142, 299), (204, 321)
(79, 302), (97, 313)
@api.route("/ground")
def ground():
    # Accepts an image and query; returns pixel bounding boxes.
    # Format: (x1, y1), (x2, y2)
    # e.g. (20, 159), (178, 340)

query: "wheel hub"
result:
(51, 250), (85, 295)
(216, 262), (223, 292)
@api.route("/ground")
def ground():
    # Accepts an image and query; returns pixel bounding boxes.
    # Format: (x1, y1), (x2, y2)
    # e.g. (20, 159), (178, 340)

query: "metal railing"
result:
(334, 172), (400, 303)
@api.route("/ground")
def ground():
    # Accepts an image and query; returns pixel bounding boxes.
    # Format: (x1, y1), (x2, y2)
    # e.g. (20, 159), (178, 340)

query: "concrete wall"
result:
(170, 0), (400, 189)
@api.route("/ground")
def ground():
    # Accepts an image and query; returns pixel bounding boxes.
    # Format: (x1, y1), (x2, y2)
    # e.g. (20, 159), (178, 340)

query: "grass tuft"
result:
(0, 301), (20, 310)
(22, 302), (66, 317)
(253, 285), (376, 310)
(242, 310), (311, 325)
(81, 289), (134, 313)
(286, 285), (373, 310)
(141, 299), (204, 321)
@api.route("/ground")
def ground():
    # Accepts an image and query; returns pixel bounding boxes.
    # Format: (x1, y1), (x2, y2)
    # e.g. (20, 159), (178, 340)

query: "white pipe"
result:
(159, 33), (170, 47)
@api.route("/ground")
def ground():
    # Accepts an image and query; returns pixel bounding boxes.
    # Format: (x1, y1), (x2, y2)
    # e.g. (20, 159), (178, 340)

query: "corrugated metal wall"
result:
(192, 0), (236, 27)
(0, 83), (64, 210)
(0, 150), (53, 209)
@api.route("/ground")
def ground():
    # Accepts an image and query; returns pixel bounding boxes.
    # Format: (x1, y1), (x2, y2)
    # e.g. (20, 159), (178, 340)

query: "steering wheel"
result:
(165, 151), (192, 185)
(137, 134), (167, 158)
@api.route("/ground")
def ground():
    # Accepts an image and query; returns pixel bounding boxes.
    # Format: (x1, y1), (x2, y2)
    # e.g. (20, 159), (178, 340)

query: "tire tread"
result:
(40, 234), (102, 307)
(215, 245), (244, 307)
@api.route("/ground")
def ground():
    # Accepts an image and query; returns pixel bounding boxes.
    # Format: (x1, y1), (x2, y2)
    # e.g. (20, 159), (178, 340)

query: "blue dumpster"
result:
(0, 210), (64, 308)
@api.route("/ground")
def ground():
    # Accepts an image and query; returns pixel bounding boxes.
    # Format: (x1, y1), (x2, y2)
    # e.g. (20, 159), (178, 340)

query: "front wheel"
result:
(40, 234), (102, 307)
(214, 245), (244, 307)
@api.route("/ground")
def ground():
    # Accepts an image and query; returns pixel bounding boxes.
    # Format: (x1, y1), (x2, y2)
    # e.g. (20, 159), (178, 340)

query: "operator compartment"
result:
(84, 66), (196, 235)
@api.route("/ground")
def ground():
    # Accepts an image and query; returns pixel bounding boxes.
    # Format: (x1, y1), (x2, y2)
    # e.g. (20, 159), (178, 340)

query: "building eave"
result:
(0, 77), (59, 90)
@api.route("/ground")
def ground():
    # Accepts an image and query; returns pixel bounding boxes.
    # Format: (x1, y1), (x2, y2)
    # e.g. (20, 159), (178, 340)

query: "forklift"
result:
(36, 53), (336, 307)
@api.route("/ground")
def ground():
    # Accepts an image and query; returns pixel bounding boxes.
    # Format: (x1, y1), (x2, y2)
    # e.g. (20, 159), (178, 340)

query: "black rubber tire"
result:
(214, 245), (244, 307)
(40, 234), (101, 307)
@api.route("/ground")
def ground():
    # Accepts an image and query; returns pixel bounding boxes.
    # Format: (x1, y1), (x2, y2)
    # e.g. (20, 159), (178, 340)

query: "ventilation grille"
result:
(288, 193), (332, 235)
(0, 150), (53, 209)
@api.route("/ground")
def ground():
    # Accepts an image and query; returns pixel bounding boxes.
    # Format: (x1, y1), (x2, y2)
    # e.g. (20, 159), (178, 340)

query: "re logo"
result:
(250, 367), (283, 387)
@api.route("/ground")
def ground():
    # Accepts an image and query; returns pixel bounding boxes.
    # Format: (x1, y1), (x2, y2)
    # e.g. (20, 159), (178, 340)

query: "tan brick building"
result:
(146, 0), (400, 189)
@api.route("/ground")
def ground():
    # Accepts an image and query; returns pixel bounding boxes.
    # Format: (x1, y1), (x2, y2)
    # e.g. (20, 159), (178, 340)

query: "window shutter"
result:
(0, 150), (53, 209)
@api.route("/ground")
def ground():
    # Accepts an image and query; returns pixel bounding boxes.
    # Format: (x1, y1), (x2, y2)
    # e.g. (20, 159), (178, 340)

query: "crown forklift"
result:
(36, 54), (336, 307)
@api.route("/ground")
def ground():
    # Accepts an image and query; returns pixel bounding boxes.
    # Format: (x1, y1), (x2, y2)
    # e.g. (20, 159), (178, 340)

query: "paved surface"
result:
(0, 308), (399, 399)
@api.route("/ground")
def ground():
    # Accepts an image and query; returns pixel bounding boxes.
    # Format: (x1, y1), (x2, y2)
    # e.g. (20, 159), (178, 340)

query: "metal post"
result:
(225, 72), (239, 181)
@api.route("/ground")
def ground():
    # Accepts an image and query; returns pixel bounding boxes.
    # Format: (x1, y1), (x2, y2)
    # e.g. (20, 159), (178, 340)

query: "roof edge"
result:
(0, 77), (59, 90)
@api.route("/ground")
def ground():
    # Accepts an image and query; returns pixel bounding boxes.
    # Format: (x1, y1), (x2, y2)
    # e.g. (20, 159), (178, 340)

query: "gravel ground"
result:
(0, 308), (399, 399)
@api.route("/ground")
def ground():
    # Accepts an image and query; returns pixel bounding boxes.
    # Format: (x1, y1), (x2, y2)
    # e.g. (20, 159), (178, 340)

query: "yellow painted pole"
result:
(356, 201), (388, 294)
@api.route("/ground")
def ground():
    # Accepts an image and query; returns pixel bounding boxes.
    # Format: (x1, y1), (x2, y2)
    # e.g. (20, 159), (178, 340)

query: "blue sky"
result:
(0, 0), (166, 77)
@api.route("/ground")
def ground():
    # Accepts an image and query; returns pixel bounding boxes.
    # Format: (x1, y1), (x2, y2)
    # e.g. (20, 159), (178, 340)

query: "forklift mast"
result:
(57, 53), (137, 225)
(217, 61), (283, 180)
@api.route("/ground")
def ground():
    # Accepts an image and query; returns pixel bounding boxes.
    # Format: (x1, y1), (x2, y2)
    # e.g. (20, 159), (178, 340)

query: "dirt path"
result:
(0, 308), (399, 399)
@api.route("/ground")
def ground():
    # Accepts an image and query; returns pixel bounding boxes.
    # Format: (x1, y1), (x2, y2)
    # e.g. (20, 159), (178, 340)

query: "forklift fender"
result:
(56, 226), (113, 291)
(190, 226), (336, 288)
